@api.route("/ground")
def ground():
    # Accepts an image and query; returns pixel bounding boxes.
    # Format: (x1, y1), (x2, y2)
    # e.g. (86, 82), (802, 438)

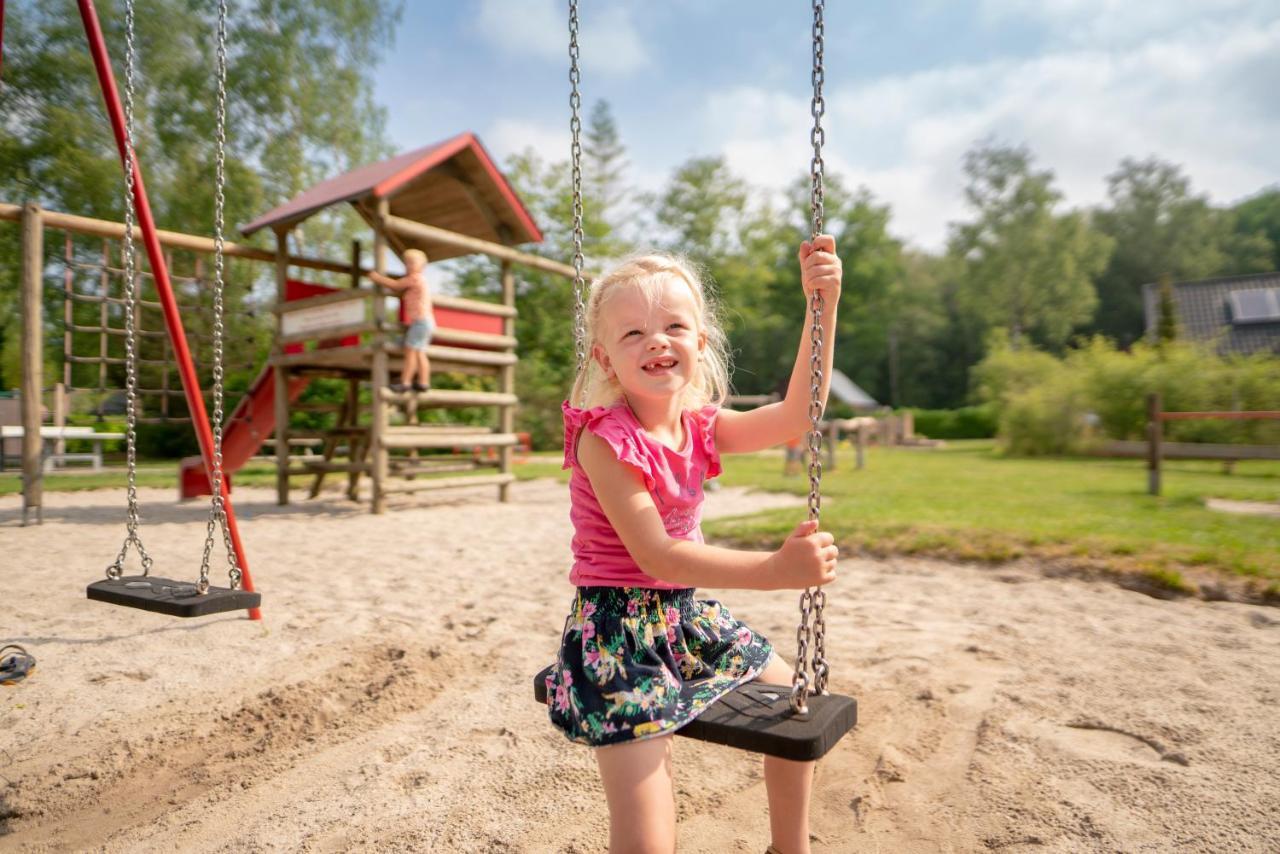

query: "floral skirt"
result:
(545, 586), (774, 748)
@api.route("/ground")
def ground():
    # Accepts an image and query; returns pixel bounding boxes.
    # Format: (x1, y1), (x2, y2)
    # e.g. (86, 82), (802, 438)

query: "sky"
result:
(373, 0), (1280, 253)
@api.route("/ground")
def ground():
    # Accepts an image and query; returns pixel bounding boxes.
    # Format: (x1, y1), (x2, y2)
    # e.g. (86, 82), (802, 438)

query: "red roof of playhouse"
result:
(241, 132), (543, 261)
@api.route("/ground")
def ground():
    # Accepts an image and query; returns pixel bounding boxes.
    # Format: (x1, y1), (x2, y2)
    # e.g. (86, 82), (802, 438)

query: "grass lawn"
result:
(8, 443), (1276, 595)
(706, 441), (1279, 594)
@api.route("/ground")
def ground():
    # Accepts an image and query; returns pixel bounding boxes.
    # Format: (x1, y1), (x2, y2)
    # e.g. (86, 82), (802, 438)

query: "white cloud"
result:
(484, 117), (571, 166)
(978, 0), (1272, 44)
(474, 0), (648, 75)
(694, 16), (1280, 251)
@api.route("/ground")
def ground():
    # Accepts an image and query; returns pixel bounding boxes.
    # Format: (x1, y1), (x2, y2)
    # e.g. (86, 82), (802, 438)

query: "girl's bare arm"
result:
(577, 430), (836, 591)
(716, 234), (842, 454)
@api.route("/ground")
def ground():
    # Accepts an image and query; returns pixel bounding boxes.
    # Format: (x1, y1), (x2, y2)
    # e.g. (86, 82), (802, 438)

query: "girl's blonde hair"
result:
(570, 252), (731, 410)
(403, 248), (428, 267)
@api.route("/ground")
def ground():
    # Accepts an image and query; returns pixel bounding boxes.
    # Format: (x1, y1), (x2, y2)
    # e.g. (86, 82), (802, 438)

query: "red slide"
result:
(179, 280), (358, 499)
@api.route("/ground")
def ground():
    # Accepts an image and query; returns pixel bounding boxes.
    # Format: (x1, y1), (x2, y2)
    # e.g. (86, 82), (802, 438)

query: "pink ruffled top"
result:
(562, 400), (722, 589)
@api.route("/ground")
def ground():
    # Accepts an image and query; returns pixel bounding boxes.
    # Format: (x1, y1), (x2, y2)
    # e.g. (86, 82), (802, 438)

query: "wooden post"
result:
(1147, 392), (1163, 496)
(345, 378), (362, 500)
(498, 260), (516, 502)
(52, 382), (67, 460)
(350, 239), (362, 289)
(855, 423), (867, 470)
(273, 227), (291, 505)
(370, 199), (390, 514)
(21, 202), (44, 525)
(62, 232), (73, 396)
(824, 420), (837, 471)
(98, 238), (109, 413)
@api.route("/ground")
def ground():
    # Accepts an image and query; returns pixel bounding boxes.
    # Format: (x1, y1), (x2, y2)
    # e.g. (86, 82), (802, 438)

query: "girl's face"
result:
(593, 276), (706, 404)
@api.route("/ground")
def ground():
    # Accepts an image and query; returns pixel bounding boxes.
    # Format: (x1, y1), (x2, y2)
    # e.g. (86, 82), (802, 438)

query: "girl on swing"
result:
(546, 236), (842, 854)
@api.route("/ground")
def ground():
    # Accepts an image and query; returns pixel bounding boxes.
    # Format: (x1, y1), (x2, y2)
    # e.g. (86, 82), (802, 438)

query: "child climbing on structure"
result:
(370, 248), (434, 392)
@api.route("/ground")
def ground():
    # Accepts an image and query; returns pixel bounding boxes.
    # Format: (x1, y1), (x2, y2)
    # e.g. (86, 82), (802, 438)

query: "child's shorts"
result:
(403, 318), (434, 352)
(544, 586), (774, 748)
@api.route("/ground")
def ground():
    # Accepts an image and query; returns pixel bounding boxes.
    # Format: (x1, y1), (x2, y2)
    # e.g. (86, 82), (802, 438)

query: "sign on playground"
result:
(280, 299), (366, 339)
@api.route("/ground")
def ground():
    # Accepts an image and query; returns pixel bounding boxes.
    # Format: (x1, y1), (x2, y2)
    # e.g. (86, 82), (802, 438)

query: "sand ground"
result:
(1, 481), (1278, 853)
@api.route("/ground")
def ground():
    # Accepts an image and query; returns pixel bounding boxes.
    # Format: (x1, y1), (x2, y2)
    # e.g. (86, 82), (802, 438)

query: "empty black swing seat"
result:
(87, 575), (261, 618)
(533, 664), (856, 762)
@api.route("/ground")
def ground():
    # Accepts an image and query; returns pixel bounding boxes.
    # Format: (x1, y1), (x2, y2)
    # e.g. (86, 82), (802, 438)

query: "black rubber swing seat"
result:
(533, 664), (856, 761)
(86, 576), (260, 618)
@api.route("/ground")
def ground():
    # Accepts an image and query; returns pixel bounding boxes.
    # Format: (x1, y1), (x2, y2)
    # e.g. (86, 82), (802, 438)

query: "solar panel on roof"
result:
(1228, 288), (1280, 324)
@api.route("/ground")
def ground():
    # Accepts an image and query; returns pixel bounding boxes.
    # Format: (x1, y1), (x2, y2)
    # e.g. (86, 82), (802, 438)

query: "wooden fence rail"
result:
(1146, 393), (1280, 495)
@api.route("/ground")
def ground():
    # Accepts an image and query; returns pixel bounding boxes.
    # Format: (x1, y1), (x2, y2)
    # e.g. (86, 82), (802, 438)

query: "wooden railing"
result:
(1144, 393), (1280, 495)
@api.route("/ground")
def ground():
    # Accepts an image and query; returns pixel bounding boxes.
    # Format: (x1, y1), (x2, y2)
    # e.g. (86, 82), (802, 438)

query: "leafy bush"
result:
(908, 406), (997, 439)
(973, 335), (1280, 454)
(998, 371), (1090, 455)
(971, 331), (1062, 406)
(135, 422), (201, 459)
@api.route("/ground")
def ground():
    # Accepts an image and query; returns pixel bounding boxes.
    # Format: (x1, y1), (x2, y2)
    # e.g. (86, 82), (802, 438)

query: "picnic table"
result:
(0, 426), (126, 473)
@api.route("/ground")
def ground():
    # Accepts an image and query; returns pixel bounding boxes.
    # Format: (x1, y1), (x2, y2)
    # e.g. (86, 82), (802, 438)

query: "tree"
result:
(582, 100), (631, 256)
(1088, 157), (1270, 347)
(0, 0), (401, 389)
(885, 251), (981, 409)
(948, 142), (1111, 351)
(1231, 187), (1280, 271)
(1155, 272), (1179, 346)
(655, 156), (750, 266)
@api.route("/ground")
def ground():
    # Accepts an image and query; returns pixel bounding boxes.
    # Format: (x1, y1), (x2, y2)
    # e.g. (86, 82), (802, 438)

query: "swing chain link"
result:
(107, 0), (155, 582)
(199, 0), (242, 594)
(809, 0), (830, 699)
(568, 0), (587, 395)
(791, 0), (829, 713)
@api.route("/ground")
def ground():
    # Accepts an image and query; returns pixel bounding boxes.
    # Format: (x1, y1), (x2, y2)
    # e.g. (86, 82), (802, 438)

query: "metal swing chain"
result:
(568, 0), (588, 396)
(792, 0), (829, 714)
(198, 0), (243, 594)
(106, 0), (155, 582)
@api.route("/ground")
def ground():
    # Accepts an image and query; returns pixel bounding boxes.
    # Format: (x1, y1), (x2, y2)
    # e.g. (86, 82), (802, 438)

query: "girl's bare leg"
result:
(756, 656), (815, 854)
(595, 735), (677, 854)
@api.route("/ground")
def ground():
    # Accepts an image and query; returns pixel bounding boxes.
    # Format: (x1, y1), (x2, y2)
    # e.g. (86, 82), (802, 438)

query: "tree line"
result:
(456, 102), (1278, 444)
(2, 2), (1277, 452)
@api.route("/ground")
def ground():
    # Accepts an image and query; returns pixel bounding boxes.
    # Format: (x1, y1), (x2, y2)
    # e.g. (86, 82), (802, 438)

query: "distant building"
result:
(829, 370), (881, 412)
(1142, 272), (1280, 356)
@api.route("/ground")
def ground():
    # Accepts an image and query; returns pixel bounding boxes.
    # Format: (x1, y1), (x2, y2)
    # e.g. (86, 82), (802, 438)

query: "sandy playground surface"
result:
(1, 480), (1278, 852)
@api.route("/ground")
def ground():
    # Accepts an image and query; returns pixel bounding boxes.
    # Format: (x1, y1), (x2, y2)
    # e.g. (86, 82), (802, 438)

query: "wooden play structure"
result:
(224, 132), (576, 513)
(4, 133), (577, 519)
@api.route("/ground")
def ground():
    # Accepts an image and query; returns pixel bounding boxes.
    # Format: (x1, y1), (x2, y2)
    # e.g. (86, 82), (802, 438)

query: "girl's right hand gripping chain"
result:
(764, 519), (838, 590)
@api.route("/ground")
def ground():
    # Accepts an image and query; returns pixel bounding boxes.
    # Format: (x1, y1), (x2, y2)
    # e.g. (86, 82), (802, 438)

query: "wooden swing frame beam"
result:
(71, 0), (261, 619)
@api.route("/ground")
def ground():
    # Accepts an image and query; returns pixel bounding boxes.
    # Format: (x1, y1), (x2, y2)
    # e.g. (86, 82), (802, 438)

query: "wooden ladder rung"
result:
(389, 461), (489, 476)
(289, 461), (371, 475)
(379, 388), (518, 408)
(380, 473), (515, 495)
(381, 430), (520, 450)
(422, 344), (518, 368)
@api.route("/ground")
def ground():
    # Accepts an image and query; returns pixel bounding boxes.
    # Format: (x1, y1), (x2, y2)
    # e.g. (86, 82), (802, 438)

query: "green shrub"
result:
(908, 406), (998, 439)
(971, 332), (1061, 406)
(135, 421), (201, 459)
(998, 370), (1089, 455)
(975, 334), (1280, 454)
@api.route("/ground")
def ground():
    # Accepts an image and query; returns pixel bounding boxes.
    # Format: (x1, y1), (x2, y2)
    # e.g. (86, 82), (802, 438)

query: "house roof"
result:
(830, 370), (880, 410)
(240, 133), (543, 262)
(1143, 271), (1280, 356)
